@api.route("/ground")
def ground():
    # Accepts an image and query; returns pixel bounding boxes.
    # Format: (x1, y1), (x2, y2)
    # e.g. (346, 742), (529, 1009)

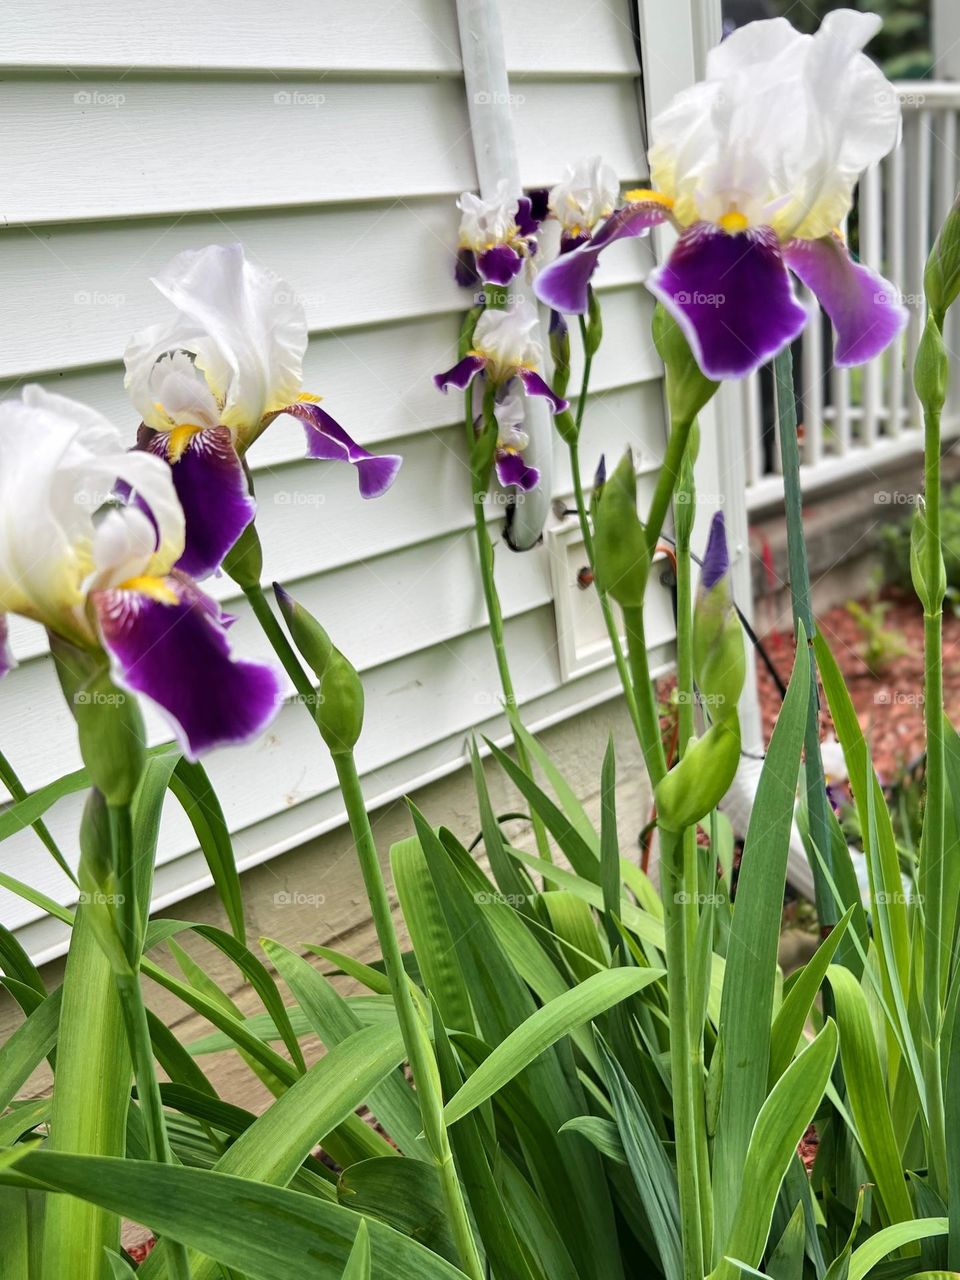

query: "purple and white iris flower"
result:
(0, 387), (282, 759)
(534, 11), (908, 380)
(434, 309), (568, 490)
(547, 156), (620, 253)
(125, 243), (402, 580)
(455, 179), (543, 288)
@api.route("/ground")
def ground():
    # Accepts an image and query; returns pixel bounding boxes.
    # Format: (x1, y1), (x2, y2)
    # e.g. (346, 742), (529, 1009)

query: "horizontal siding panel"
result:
(0, 206), (652, 380)
(4, 382), (666, 667)
(0, 78), (644, 224)
(0, 283), (661, 467)
(0, 594), (676, 934)
(0, 1), (639, 75)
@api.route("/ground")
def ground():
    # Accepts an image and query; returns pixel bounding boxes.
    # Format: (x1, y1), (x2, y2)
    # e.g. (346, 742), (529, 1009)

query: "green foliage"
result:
(844, 597), (908, 675)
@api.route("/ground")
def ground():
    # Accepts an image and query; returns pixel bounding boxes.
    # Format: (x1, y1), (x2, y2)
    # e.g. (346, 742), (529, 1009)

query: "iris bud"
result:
(910, 500), (946, 614)
(549, 310), (571, 399)
(913, 316), (948, 418)
(654, 718), (741, 833)
(274, 584), (364, 753)
(77, 787), (130, 975)
(692, 512), (745, 723)
(50, 635), (146, 807)
(924, 199), (960, 326)
(652, 302), (719, 427)
(592, 450), (651, 607)
(585, 287), (603, 358)
(673, 424), (700, 551)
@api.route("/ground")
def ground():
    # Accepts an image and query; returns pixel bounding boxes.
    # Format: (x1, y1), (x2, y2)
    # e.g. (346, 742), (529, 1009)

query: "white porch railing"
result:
(741, 83), (960, 512)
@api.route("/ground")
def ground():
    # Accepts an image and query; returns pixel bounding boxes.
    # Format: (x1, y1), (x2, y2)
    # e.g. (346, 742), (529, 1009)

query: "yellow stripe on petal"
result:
(624, 188), (674, 209)
(297, 391), (323, 404)
(120, 575), (179, 605)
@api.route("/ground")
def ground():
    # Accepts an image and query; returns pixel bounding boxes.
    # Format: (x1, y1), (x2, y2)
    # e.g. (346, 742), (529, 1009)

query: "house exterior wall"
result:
(0, 0), (685, 960)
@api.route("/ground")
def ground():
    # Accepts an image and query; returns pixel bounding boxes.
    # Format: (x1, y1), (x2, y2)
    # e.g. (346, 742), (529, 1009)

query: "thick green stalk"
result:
(623, 606), (667, 790)
(772, 349), (836, 927)
(921, 400), (948, 1195)
(465, 393), (551, 860)
(568, 318), (645, 748)
(108, 804), (192, 1280)
(331, 750), (484, 1280)
(645, 417), (696, 561)
(40, 897), (130, 1280)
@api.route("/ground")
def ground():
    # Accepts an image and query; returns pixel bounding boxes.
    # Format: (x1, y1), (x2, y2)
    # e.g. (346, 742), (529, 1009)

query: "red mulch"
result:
(127, 1240), (156, 1264)
(756, 589), (960, 776)
(798, 1123), (819, 1174)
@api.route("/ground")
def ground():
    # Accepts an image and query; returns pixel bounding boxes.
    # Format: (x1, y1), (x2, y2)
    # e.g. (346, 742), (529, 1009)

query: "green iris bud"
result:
(50, 634), (146, 807)
(910, 500), (946, 614)
(673, 423), (701, 551)
(652, 302), (719, 426)
(924, 198), (960, 327)
(654, 717), (741, 833)
(585, 287), (603, 358)
(692, 512), (745, 723)
(913, 315), (948, 418)
(549, 310), (571, 399)
(222, 515), (264, 591)
(592, 450), (651, 607)
(274, 584), (364, 753)
(77, 787), (130, 975)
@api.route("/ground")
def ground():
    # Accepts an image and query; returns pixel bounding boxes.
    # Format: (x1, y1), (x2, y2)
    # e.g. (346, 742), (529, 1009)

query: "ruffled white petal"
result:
(648, 9), (901, 241)
(458, 179), (520, 251)
(0, 386), (185, 641)
(548, 157), (620, 236)
(125, 243), (308, 440)
(472, 309), (542, 382)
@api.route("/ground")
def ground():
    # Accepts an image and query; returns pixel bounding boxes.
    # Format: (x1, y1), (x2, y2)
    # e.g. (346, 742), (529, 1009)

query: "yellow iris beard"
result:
(119, 576), (179, 605)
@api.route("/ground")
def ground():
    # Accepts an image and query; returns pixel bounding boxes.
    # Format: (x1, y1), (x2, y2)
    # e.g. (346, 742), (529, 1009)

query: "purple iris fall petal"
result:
(495, 450), (540, 491)
(700, 510), (729, 589)
(534, 200), (671, 314)
(455, 247), (480, 288)
(783, 234), (909, 367)
(517, 368), (568, 414)
(476, 243), (524, 285)
(93, 573), (283, 761)
(0, 615), (14, 678)
(434, 353), (487, 394)
(147, 427), (256, 581)
(283, 401), (402, 499)
(647, 223), (808, 380)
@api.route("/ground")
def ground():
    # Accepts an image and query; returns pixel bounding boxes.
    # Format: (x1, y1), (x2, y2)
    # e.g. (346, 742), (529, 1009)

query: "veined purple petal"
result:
(700, 510), (729, 589)
(455, 247), (480, 288)
(0, 615), (14, 678)
(783, 234), (909, 367)
(517, 368), (568, 414)
(477, 244), (523, 285)
(283, 401), (402, 499)
(534, 200), (671, 314)
(647, 223), (807, 380)
(496, 450), (540, 491)
(94, 573), (282, 760)
(146, 427), (255, 580)
(435, 353), (487, 394)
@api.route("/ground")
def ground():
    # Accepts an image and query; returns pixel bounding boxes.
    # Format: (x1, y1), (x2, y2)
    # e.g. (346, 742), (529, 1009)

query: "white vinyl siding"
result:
(0, 0), (675, 961)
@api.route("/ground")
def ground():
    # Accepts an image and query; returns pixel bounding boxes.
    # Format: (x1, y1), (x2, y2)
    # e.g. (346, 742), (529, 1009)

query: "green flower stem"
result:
(623, 606), (667, 790)
(644, 416), (697, 562)
(670, 437), (711, 1269)
(465, 393), (552, 861)
(921, 398), (948, 1195)
(331, 749), (485, 1280)
(244, 582), (320, 715)
(772, 349), (836, 929)
(567, 317), (645, 748)
(108, 803), (193, 1280)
